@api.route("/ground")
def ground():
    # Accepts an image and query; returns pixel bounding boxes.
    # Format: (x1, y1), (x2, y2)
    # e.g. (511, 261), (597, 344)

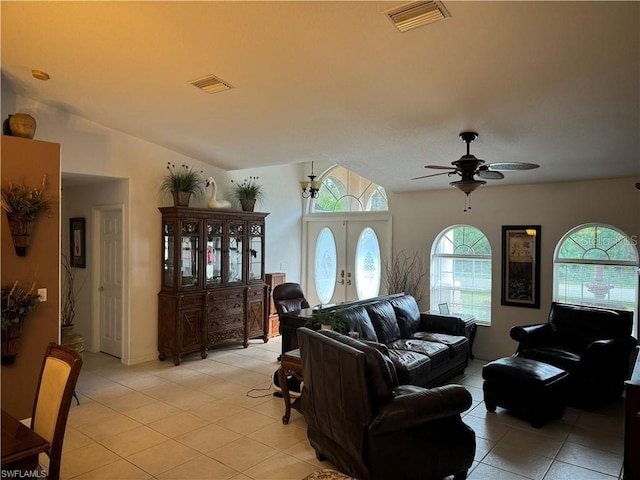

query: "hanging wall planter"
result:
(5, 212), (36, 256)
(1, 175), (53, 257)
(1, 282), (41, 365)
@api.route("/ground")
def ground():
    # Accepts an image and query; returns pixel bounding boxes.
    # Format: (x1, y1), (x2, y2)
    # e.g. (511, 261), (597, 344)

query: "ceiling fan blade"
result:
(477, 169), (504, 180)
(411, 171), (454, 180)
(424, 165), (455, 170)
(487, 162), (540, 171)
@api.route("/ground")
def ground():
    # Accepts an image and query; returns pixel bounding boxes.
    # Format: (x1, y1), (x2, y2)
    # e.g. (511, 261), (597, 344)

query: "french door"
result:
(304, 215), (391, 307)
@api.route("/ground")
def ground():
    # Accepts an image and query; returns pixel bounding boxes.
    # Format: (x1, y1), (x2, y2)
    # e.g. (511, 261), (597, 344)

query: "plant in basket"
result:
(160, 162), (205, 207)
(1, 280), (41, 364)
(230, 176), (264, 211)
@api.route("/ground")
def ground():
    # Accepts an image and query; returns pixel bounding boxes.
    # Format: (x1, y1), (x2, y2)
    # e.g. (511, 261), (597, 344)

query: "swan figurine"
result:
(205, 176), (232, 209)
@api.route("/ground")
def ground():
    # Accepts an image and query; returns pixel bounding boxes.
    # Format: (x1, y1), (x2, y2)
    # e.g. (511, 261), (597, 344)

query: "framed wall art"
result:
(70, 217), (86, 268)
(501, 225), (541, 308)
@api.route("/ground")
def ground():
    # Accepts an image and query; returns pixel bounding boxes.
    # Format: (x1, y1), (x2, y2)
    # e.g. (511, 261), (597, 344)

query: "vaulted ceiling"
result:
(2, 1), (638, 192)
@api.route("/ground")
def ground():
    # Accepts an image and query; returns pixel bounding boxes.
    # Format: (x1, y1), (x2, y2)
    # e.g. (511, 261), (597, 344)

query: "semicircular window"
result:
(553, 224), (638, 326)
(311, 166), (388, 213)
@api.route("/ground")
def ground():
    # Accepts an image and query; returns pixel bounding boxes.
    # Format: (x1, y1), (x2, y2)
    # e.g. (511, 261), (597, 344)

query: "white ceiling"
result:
(2, 1), (638, 193)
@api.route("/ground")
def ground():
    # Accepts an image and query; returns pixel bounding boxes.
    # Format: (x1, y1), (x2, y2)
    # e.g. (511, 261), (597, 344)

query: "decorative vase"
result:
(6, 113), (37, 139)
(61, 324), (85, 357)
(172, 191), (191, 207)
(240, 198), (256, 212)
(5, 212), (37, 256)
(1, 316), (25, 365)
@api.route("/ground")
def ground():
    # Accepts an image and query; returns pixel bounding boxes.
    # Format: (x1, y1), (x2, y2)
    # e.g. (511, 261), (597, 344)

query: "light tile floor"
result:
(59, 337), (626, 479)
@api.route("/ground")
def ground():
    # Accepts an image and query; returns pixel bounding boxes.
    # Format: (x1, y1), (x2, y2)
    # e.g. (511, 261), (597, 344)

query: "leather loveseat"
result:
(328, 293), (471, 387)
(510, 302), (638, 409)
(298, 327), (476, 480)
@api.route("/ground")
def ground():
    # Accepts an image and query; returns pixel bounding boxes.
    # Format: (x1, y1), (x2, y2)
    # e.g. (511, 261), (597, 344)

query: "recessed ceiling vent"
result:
(385, 1), (451, 32)
(189, 74), (233, 94)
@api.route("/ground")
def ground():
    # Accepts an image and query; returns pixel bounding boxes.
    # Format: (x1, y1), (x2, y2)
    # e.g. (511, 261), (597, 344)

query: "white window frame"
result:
(430, 225), (492, 324)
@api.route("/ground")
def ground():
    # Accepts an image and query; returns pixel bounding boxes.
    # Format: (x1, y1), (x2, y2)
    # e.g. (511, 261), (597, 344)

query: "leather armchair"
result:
(272, 282), (310, 316)
(297, 327), (475, 480)
(510, 302), (638, 409)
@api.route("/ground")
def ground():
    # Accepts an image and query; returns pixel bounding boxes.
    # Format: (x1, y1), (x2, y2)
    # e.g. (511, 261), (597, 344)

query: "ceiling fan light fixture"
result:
(385, 1), (451, 33)
(450, 179), (485, 194)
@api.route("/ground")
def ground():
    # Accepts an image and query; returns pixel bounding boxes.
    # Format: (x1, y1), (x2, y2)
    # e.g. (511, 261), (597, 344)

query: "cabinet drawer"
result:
(208, 314), (243, 331)
(209, 289), (244, 302)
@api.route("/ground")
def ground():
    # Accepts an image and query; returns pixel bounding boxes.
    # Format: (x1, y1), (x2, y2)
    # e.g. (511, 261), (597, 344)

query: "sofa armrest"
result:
(510, 324), (552, 354)
(361, 340), (389, 356)
(584, 337), (638, 366)
(420, 313), (464, 335)
(368, 384), (472, 434)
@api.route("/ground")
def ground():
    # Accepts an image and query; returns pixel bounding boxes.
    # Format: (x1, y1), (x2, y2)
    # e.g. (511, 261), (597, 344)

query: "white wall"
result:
(3, 89), (303, 364)
(389, 177), (640, 360)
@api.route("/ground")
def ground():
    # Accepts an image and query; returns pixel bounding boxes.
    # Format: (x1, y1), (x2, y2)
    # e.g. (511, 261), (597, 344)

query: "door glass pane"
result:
(228, 235), (243, 282)
(355, 227), (381, 300)
(163, 222), (174, 288)
(249, 236), (263, 280)
(181, 221), (200, 287)
(315, 227), (337, 304)
(206, 223), (223, 286)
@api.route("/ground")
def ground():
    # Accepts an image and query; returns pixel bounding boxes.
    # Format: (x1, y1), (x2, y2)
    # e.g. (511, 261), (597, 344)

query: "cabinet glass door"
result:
(206, 222), (223, 286)
(249, 223), (264, 281)
(181, 221), (200, 288)
(163, 221), (175, 288)
(228, 223), (244, 283)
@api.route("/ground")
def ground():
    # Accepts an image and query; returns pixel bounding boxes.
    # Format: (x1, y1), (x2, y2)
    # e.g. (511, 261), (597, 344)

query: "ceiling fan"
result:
(412, 131), (540, 210)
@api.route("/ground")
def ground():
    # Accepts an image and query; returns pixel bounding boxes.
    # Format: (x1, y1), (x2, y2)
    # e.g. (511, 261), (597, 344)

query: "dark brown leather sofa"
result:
(510, 302), (638, 409)
(298, 327), (476, 480)
(334, 294), (470, 387)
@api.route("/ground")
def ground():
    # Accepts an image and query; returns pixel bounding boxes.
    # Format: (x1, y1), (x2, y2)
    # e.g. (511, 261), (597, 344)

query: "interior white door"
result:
(99, 208), (123, 357)
(305, 217), (390, 306)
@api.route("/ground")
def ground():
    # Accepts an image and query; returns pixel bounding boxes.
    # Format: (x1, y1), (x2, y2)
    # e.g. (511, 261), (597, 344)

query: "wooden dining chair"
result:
(30, 343), (83, 480)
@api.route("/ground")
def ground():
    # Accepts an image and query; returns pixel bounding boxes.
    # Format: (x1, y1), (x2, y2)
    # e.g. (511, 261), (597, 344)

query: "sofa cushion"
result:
(319, 329), (396, 399)
(386, 349), (431, 386)
(390, 295), (422, 337)
(366, 301), (401, 344)
(388, 339), (451, 370)
(411, 332), (468, 359)
(522, 347), (582, 374)
(340, 306), (378, 342)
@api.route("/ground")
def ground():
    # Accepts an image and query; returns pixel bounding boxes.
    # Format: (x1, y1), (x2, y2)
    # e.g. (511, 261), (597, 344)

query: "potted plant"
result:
(160, 162), (205, 207)
(60, 254), (85, 356)
(230, 176), (264, 212)
(1, 280), (41, 364)
(1, 175), (53, 256)
(306, 309), (346, 332)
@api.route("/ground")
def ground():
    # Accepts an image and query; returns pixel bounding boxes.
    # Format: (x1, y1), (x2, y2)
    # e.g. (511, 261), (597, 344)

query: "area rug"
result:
(303, 469), (355, 480)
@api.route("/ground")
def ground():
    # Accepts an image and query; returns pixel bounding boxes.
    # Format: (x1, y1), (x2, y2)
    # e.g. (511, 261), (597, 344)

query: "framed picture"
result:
(501, 225), (541, 308)
(70, 217), (86, 268)
(438, 303), (450, 314)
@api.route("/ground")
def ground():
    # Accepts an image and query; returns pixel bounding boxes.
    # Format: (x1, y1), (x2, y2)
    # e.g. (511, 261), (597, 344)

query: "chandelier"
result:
(300, 161), (321, 198)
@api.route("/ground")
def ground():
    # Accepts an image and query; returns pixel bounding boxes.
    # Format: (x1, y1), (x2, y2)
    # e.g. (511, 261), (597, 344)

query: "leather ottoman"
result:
(482, 356), (569, 428)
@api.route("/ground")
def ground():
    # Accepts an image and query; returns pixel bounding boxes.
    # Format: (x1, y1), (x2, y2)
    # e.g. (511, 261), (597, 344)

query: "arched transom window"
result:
(553, 224), (638, 329)
(430, 225), (492, 323)
(311, 166), (388, 213)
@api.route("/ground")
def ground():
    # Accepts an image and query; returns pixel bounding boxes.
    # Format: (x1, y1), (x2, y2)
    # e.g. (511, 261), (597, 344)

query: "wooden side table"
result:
(278, 349), (302, 425)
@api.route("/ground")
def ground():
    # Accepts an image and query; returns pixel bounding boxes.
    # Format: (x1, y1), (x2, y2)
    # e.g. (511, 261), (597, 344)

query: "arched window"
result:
(431, 225), (492, 323)
(311, 166), (388, 213)
(554, 224), (638, 329)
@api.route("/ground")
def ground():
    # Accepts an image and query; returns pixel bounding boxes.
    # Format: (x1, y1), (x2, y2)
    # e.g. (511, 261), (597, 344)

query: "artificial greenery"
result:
(230, 176), (265, 203)
(305, 309), (346, 332)
(1, 175), (53, 217)
(61, 253), (86, 327)
(1, 281), (41, 331)
(160, 162), (205, 198)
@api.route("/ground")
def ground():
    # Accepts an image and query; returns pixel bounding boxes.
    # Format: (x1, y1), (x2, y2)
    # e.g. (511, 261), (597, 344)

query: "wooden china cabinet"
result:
(157, 207), (269, 365)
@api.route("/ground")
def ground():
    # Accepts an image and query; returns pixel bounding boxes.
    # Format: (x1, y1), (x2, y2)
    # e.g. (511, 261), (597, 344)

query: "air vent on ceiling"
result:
(385, 1), (451, 32)
(189, 74), (233, 94)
